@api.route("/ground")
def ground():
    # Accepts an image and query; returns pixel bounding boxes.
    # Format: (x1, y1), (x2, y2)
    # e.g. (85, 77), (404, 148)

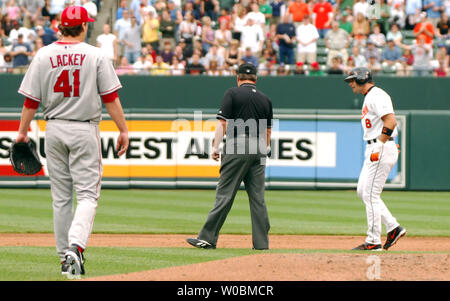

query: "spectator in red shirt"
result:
(288, 0), (311, 25)
(414, 12), (435, 45)
(218, 7), (232, 30)
(312, 0), (333, 39)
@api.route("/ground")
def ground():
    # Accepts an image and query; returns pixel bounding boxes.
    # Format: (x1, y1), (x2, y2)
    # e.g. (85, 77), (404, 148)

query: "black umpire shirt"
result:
(216, 83), (273, 139)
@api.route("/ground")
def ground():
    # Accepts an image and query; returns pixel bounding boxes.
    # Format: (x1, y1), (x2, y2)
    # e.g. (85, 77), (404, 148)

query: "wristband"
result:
(382, 126), (393, 137)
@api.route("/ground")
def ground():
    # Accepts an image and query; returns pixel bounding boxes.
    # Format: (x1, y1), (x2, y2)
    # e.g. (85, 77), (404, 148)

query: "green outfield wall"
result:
(1, 74), (449, 110)
(407, 111), (450, 190)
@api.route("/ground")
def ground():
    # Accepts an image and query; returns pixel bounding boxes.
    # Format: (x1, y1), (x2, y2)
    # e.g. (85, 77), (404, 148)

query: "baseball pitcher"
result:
(344, 67), (406, 251)
(15, 6), (129, 277)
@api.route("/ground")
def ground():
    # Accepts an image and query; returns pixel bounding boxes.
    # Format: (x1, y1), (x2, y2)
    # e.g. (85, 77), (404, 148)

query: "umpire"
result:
(187, 63), (273, 250)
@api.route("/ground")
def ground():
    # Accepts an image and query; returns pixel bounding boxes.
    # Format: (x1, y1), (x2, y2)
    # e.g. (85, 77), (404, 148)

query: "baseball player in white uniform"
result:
(344, 67), (406, 251)
(15, 6), (129, 277)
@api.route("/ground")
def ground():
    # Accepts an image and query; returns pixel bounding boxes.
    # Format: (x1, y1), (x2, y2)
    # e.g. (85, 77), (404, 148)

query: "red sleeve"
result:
(101, 91), (119, 103)
(24, 97), (40, 109)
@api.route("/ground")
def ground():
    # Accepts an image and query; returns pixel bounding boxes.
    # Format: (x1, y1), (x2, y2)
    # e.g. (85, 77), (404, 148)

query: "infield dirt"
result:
(1, 234), (449, 281)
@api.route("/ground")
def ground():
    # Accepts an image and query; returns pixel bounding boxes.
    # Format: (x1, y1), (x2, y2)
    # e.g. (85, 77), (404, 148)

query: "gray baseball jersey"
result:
(18, 41), (122, 122)
(18, 40), (122, 263)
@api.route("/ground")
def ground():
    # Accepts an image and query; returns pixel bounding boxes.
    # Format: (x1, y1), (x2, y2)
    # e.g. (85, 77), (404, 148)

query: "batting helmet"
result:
(344, 67), (373, 85)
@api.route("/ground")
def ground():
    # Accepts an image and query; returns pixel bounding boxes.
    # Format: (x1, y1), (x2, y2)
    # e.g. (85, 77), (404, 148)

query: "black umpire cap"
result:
(238, 63), (257, 75)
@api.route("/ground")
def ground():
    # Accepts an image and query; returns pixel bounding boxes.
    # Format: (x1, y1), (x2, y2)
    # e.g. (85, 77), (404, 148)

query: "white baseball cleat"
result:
(64, 245), (85, 279)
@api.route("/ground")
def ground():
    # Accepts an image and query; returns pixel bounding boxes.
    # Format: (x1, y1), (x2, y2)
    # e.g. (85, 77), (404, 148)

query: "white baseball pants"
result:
(357, 140), (399, 245)
(45, 120), (102, 262)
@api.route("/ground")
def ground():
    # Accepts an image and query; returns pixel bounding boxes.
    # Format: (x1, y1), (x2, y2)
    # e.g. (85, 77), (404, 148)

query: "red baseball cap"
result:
(310, 61), (319, 69)
(61, 6), (95, 27)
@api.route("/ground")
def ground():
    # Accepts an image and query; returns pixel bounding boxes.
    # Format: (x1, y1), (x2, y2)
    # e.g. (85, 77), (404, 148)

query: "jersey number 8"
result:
(53, 69), (80, 97)
(365, 119), (372, 128)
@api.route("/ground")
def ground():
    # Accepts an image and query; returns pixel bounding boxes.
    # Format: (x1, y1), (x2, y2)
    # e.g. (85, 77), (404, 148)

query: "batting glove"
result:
(370, 140), (384, 162)
(266, 146), (271, 157)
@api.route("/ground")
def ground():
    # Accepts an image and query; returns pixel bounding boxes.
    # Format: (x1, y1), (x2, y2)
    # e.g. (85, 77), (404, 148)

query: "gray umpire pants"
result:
(198, 145), (270, 249)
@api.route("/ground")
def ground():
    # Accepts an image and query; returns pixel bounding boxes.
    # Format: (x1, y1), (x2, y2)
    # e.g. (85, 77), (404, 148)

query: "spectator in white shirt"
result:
(8, 19), (35, 44)
(97, 24), (118, 64)
(245, 3), (266, 28)
(240, 18), (265, 54)
(389, 3), (406, 29)
(179, 12), (198, 44)
(296, 14), (319, 64)
(230, 4), (247, 41)
(353, 0), (369, 18)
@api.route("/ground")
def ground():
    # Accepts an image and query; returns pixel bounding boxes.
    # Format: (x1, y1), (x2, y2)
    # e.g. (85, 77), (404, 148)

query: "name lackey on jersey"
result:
(50, 53), (86, 68)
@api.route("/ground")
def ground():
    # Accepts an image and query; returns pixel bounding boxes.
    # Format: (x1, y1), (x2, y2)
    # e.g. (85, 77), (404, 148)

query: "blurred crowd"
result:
(0, 0), (449, 77)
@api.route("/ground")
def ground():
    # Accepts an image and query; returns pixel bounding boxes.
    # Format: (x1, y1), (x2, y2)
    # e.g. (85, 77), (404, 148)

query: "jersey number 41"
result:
(53, 69), (80, 97)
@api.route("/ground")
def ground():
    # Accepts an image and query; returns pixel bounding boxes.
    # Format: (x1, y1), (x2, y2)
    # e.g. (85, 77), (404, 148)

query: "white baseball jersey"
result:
(360, 86), (398, 141)
(18, 41), (122, 122)
(357, 85), (400, 245)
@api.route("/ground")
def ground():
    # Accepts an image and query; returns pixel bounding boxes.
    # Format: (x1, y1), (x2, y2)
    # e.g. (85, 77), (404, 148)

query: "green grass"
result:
(0, 189), (449, 236)
(0, 246), (257, 281)
(0, 189), (449, 281)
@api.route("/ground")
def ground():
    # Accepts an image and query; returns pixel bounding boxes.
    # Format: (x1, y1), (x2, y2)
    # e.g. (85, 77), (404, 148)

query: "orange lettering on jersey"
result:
(361, 105), (369, 119)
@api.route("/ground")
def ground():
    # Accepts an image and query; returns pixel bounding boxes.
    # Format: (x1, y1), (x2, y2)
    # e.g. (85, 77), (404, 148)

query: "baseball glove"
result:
(9, 140), (42, 175)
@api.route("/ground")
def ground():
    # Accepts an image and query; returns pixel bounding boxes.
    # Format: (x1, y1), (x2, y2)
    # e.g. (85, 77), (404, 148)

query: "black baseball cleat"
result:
(61, 261), (70, 276)
(186, 238), (216, 249)
(352, 243), (382, 251)
(65, 245), (85, 279)
(383, 226), (406, 250)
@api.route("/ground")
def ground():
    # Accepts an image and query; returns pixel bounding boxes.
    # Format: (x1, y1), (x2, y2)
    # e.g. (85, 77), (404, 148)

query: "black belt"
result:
(46, 118), (90, 123)
(367, 137), (394, 144)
